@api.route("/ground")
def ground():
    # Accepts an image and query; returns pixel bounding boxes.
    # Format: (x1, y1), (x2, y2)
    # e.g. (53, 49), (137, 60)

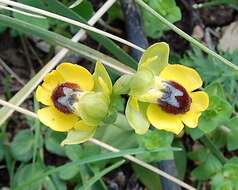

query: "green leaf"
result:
(71, 0), (93, 20)
(141, 0), (181, 38)
(137, 130), (174, 162)
(45, 130), (66, 156)
(13, 162), (45, 190)
(189, 147), (222, 181)
(65, 144), (83, 160)
(205, 82), (225, 99)
(59, 163), (80, 180)
(211, 158), (238, 190)
(226, 117), (238, 151)
(10, 129), (34, 162)
(14, 0), (49, 29)
(107, 2), (123, 23)
(198, 95), (233, 134)
(173, 140), (187, 180)
(132, 164), (162, 190)
(192, 154), (222, 180)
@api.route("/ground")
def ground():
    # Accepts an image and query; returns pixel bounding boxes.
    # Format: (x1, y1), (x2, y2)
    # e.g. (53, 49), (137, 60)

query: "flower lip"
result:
(51, 82), (80, 114)
(158, 80), (192, 114)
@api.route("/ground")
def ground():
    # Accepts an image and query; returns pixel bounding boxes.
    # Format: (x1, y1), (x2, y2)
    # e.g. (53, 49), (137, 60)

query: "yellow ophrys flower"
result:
(114, 42), (209, 135)
(36, 62), (112, 145)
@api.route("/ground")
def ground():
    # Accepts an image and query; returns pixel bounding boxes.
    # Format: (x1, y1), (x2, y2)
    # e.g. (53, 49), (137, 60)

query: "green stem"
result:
(201, 135), (227, 165)
(135, 0), (238, 71)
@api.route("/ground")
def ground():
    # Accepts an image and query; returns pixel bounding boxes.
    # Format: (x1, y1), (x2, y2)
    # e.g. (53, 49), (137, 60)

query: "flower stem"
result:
(201, 135), (227, 165)
(135, 0), (238, 71)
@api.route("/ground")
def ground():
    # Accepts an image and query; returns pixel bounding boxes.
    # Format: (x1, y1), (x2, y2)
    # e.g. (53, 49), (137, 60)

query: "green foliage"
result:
(188, 147), (222, 180)
(10, 129), (35, 162)
(137, 130), (174, 162)
(132, 164), (162, 190)
(45, 130), (66, 156)
(211, 158), (238, 190)
(141, 0), (181, 38)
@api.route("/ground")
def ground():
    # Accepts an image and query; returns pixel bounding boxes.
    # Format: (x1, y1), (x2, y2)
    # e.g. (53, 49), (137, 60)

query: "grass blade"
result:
(39, 0), (138, 69)
(15, 147), (180, 189)
(78, 160), (125, 190)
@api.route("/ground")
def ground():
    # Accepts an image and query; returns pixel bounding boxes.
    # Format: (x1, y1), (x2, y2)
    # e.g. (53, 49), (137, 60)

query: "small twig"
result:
(25, 39), (44, 66)
(20, 36), (35, 76)
(0, 0), (145, 52)
(0, 57), (25, 85)
(98, 18), (123, 35)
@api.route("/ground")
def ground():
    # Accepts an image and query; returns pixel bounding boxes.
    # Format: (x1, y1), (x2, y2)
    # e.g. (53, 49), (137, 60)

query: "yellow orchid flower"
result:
(36, 62), (112, 145)
(116, 42), (209, 135)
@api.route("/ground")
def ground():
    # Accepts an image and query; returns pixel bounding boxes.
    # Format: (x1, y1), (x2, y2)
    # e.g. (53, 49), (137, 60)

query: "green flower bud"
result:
(73, 92), (109, 126)
(130, 69), (154, 96)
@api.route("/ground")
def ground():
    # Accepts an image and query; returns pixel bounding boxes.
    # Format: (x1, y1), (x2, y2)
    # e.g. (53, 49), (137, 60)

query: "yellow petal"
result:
(56, 63), (94, 91)
(35, 86), (52, 106)
(37, 106), (78, 132)
(190, 91), (209, 112)
(159, 64), (203, 92)
(42, 70), (65, 93)
(147, 104), (184, 135)
(181, 110), (201, 128)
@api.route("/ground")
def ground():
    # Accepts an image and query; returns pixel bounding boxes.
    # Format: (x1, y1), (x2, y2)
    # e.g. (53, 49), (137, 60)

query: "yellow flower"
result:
(122, 43), (209, 135)
(36, 62), (112, 145)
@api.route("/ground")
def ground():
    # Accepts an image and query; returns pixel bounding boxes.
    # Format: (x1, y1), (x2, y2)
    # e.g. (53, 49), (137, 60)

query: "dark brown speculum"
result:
(158, 81), (192, 114)
(51, 82), (80, 113)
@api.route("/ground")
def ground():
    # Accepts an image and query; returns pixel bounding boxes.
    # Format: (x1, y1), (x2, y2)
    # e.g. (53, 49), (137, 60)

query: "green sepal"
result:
(61, 127), (96, 146)
(93, 61), (112, 96)
(130, 69), (154, 96)
(125, 96), (150, 134)
(138, 42), (169, 75)
(113, 74), (132, 95)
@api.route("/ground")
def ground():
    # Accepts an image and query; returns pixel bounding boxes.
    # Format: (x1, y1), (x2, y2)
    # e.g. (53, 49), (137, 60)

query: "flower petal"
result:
(125, 96), (150, 134)
(147, 104), (184, 135)
(190, 91), (209, 112)
(181, 111), (201, 128)
(37, 106), (78, 132)
(56, 63), (94, 91)
(42, 70), (65, 93)
(61, 122), (96, 145)
(159, 64), (203, 92)
(35, 86), (52, 106)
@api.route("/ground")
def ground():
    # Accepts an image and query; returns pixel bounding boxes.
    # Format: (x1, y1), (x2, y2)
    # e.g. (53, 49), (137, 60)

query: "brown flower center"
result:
(158, 81), (192, 114)
(51, 82), (80, 113)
